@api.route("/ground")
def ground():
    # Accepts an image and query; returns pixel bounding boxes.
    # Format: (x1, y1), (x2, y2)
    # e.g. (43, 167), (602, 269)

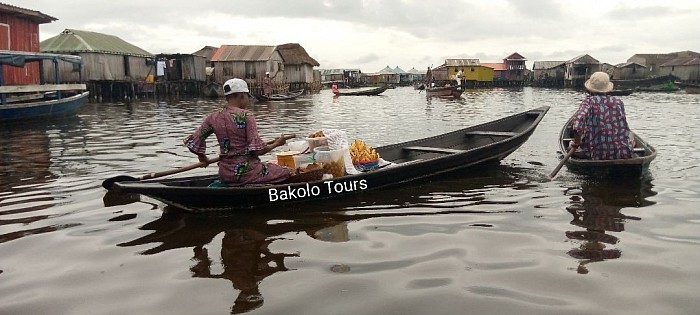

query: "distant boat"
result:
(1, 51), (89, 122)
(606, 89), (634, 96)
(253, 89), (305, 101)
(333, 86), (387, 96)
(675, 81), (700, 94)
(611, 75), (678, 89)
(426, 86), (462, 98)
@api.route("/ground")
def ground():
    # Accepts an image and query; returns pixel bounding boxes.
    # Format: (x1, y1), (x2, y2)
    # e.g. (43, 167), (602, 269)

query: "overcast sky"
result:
(12, 0), (700, 72)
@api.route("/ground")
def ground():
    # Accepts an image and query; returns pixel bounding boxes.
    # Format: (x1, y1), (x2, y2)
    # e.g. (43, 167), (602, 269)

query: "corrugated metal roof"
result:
(481, 63), (506, 71)
(445, 59), (480, 66)
(192, 46), (218, 60)
(212, 45), (276, 62)
(505, 52), (526, 61)
(566, 54), (599, 64)
(40, 29), (152, 57)
(660, 55), (700, 67)
(319, 69), (360, 75)
(0, 3), (56, 24)
(533, 61), (565, 70)
(615, 62), (646, 68)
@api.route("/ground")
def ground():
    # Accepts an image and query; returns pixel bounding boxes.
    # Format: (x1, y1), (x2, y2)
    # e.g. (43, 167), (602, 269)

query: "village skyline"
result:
(9, 0), (700, 72)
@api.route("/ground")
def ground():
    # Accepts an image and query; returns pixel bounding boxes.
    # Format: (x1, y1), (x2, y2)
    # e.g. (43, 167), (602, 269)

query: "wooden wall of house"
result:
(126, 56), (153, 81)
(40, 59), (83, 83)
(613, 66), (647, 80)
(0, 14), (40, 84)
(161, 55), (207, 81)
(214, 58), (284, 84)
(188, 55), (207, 81)
(658, 65), (700, 81)
(284, 64), (314, 83)
(77, 53), (124, 81)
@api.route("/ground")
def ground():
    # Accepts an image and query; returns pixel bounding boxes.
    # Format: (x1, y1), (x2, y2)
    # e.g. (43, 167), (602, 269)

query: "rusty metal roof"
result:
(445, 59), (480, 66)
(0, 3), (57, 24)
(40, 29), (152, 57)
(481, 63), (506, 71)
(212, 45), (277, 62)
(660, 55), (700, 67)
(533, 61), (565, 70)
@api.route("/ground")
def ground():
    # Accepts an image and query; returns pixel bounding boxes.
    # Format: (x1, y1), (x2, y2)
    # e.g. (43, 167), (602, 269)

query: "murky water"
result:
(1, 87), (699, 314)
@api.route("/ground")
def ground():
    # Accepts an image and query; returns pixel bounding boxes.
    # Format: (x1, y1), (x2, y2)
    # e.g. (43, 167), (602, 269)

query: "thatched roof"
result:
(276, 43), (320, 66)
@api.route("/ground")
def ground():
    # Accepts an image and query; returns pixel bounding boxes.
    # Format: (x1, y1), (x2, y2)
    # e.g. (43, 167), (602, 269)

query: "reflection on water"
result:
(564, 177), (657, 274)
(118, 211), (348, 313)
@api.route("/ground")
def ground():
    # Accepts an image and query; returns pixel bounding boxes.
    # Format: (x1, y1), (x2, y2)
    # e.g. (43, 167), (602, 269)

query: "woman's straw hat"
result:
(584, 72), (614, 93)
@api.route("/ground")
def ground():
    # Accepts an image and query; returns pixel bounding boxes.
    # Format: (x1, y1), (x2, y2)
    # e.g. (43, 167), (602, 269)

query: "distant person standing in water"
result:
(570, 72), (635, 160)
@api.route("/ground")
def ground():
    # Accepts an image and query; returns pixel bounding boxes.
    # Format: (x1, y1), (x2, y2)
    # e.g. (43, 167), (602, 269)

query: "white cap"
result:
(265, 71), (270, 75)
(223, 78), (249, 96)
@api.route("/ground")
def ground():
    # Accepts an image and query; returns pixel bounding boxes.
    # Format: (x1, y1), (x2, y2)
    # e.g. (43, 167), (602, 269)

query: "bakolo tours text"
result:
(268, 179), (368, 201)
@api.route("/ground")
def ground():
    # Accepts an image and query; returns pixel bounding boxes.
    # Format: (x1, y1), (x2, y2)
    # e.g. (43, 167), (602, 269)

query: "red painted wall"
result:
(0, 14), (41, 85)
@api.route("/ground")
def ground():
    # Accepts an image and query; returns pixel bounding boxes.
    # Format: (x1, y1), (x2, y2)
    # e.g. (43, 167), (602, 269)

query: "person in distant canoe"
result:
(424, 66), (433, 87)
(570, 72), (635, 160)
(262, 71), (278, 98)
(331, 82), (339, 94)
(184, 78), (293, 186)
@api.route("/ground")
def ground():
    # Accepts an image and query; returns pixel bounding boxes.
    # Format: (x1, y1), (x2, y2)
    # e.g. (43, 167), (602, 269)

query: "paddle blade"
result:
(102, 175), (138, 190)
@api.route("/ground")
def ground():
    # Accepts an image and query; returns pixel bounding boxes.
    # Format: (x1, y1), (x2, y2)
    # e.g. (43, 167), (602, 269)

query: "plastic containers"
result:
(306, 136), (328, 152)
(293, 153), (315, 169)
(313, 146), (345, 177)
(276, 151), (300, 169)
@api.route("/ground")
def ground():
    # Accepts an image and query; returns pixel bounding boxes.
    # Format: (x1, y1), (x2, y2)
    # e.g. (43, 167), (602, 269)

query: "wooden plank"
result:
(403, 146), (466, 154)
(465, 131), (518, 137)
(0, 84), (86, 93)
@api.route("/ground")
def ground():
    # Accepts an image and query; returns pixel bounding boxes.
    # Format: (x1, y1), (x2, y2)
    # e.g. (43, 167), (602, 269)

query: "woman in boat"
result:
(570, 72), (634, 160)
(262, 71), (278, 98)
(184, 78), (293, 186)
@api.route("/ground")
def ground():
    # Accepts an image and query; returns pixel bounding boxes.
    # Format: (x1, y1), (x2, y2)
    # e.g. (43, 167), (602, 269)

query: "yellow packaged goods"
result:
(308, 130), (325, 138)
(350, 139), (380, 164)
(276, 151), (300, 169)
(313, 146), (345, 177)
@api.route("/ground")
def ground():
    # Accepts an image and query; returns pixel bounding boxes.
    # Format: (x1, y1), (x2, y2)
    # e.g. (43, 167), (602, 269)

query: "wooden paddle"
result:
(102, 156), (221, 190)
(102, 134), (296, 189)
(548, 145), (577, 179)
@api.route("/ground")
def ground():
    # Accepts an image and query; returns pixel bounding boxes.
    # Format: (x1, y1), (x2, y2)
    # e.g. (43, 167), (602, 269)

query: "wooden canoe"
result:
(253, 89), (305, 101)
(559, 117), (656, 177)
(333, 86), (387, 96)
(426, 86), (463, 98)
(606, 89), (634, 96)
(111, 106), (549, 212)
